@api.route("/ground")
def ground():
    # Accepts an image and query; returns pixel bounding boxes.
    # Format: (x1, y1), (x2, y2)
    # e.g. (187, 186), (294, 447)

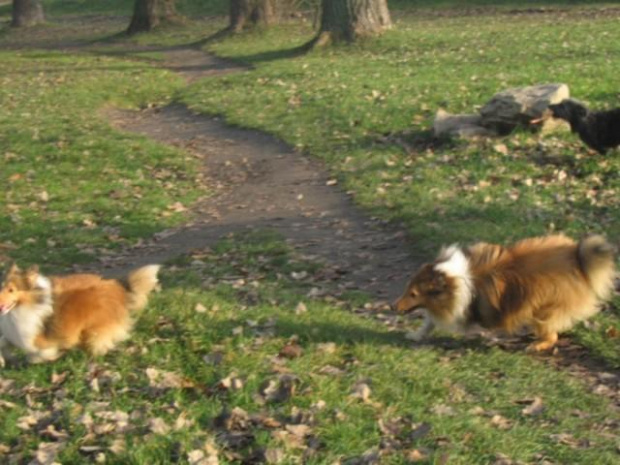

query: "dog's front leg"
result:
(29, 334), (61, 364)
(0, 336), (13, 368)
(409, 314), (435, 342)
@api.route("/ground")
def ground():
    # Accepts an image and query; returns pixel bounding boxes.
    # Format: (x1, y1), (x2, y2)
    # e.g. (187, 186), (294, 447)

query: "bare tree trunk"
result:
(11, 0), (45, 27)
(127, 0), (159, 35)
(229, 0), (279, 32)
(309, 0), (391, 46)
(160, 0), (181, 22)
(127, 0), (184, 34)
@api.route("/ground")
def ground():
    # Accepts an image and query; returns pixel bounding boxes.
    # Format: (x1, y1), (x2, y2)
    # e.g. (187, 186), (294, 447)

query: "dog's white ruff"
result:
(0, 276), (53, 353)
(434, 245), (473, 330)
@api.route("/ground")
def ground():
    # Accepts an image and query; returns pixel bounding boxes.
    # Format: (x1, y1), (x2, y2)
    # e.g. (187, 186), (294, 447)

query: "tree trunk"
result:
(127, 0), (159, 35)
(11, 0), (45, 27)
(311, 0), (391, 46)
(229, 0), (279, 32)
(160, 0), (181, 22)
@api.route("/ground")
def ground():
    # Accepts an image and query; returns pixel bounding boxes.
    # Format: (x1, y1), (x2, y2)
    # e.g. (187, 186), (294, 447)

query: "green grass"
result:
(0, 2), (619, 464)
(0, 50), (201, 267)
(1, 231), (618, 464)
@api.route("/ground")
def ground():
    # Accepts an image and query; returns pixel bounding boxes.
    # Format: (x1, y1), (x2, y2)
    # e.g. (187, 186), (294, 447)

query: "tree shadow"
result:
(202, 315), (490, 354)
(363, 127), (460, 156)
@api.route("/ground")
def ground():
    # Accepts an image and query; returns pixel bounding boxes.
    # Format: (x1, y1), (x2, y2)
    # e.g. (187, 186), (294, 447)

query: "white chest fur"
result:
(0, 276), (53, 353)
(0, 302), (53, 352)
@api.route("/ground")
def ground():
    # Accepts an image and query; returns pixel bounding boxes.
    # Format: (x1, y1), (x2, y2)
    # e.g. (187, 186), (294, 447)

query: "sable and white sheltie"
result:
(0, 264), (160, 366)
(393, 234), (615, 351)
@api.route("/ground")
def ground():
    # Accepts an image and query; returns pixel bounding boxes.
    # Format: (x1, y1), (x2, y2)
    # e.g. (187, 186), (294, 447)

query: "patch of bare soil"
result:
(105, 102), (414, 299)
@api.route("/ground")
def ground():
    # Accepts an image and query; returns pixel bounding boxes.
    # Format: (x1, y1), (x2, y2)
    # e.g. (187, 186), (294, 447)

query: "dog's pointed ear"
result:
(7, 263), (20, 276)
(26, 265), (39, 287)
(427, 273), (448, 295)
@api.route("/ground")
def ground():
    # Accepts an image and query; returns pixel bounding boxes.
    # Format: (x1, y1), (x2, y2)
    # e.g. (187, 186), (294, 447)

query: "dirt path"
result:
(103, 49), (415, 300)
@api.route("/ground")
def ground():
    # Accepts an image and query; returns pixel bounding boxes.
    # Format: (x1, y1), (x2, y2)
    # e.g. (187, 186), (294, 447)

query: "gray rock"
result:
(433, 109), (494, 138)
(479, 83), (570, 134)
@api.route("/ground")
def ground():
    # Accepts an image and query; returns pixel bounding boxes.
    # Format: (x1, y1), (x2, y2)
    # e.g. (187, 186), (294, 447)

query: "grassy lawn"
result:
(1, 231), (619, 464)
(0, 1), (620, 464)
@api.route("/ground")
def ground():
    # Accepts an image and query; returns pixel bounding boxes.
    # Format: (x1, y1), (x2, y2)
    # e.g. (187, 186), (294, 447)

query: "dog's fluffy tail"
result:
(577, 235), (616, 300)
(124, 265), (161, 312)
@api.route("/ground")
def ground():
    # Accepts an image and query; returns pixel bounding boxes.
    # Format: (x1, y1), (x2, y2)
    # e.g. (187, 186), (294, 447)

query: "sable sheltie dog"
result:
(393, 235), (615, 351)
(0, 264), (160, 366)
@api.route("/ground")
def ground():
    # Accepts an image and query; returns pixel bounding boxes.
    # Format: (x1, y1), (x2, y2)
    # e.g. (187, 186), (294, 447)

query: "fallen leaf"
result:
(108, 438), (126, 455)
(17, 411), (47, 431)
(318, 365), (345, 376)
(316, 342), (337, 354)
(549, 433), (590, 449)
(264, 448), (285, 464)
(279, 342), (303, 359)
(494, 143), (509, 155)
(40, 425), (69, 441)
(174, 412), (195, 430)
(520, 397), (545, 416)
(218, 373), (244, 391)
(259, 374), (299, 403)
(291, 271), (308, 280)
(214, 407), (249, 431)
(149, 417), (170, 435)
(490, 414), (512, 430)
(168, 202), (187, 212)
(31, 441), (65, 465)
(344, 447), (381, 464)
(188, 448), (219, 465)
(350, 381), (372, 403)
(431, 404), (455, 416)
(406, 449), (429, 462)
(146, 368), (193, 390)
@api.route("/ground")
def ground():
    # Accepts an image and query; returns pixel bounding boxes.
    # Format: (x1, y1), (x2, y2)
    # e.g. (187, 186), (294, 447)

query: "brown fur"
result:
(393, 234), (615, 351)
(0, 264), (160, 363)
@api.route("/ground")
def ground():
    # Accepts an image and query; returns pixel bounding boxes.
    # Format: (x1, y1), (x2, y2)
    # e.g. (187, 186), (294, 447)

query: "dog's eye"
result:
(427, 289), (442, 297)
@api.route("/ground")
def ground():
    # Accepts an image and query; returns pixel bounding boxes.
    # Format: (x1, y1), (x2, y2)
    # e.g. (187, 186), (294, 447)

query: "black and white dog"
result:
(545, 99), (620, 154)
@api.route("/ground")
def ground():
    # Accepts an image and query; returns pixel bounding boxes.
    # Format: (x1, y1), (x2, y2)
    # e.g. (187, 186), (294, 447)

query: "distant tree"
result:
(229, 0), (292, 32)
(127, 0), (159, 34)
(308, 0), (391, 47)
(11, 0), (45, 27)
(161, 0), (182, 22)
(127, 0), (181, 35)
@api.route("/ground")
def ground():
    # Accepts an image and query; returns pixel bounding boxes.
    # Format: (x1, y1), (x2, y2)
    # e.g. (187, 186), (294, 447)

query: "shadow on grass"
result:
(200, 313), (488, 353)
(199, 313), (620, 393)
(222, 44), (309, 65)
(361, 127), (461, 156)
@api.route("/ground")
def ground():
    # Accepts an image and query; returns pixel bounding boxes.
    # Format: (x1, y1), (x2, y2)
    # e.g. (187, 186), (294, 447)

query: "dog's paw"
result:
(28, 349), (60, 364)
(526, 341), (555, 353)
(27, 354), (46, 364)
